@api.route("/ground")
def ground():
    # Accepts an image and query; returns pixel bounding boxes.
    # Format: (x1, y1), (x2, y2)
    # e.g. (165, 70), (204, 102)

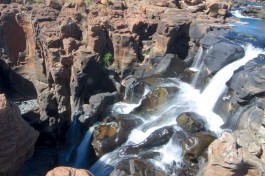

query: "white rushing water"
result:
(231, 10), (261, 19)
(111, 102), (141, 114)
(89, 43), (265, 175)
(201, 44), (264, 110)
(191, 46), (204, 69)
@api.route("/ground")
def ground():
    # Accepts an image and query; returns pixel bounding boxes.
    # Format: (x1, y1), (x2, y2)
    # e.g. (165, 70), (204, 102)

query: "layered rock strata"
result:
(0, 94), (39, 175)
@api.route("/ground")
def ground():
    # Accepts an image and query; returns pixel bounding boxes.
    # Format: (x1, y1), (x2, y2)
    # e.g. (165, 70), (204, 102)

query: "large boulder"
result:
(134, 86), (179, 116)
(135, 54), (186, 78)
(182, 132), (215, 161)
(155, 54), (186, 76)
(235, 104), (265, 156)
(123, 126), (175, 154)
(92, 115), (143, 156)
(228, 55), (265, 104)
(80, 91), (121, 124)
(202, 132), (265, 176)
(242, 6), (265, 19)
(46, 167), (92, 176)
(204, 41), (244, 74)
(205, 0), (232, 18)
(110, 159), (167, 176)
(0, 94), (39, 175)
(176, 112), (206, 134)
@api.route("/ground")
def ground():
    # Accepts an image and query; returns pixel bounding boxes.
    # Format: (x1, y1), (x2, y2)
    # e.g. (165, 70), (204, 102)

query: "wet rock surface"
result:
(228, 56), (265, 104)
(92, 115), (143, 156)
(1, 0), (264, 175)
(177, 112), (206, 134)
(244, 7), (265, 19)
(204, 42), (245, 74)
(182, 132), (216, 161)
(110, 159), (167, 176)
(124, 126), (175, 155)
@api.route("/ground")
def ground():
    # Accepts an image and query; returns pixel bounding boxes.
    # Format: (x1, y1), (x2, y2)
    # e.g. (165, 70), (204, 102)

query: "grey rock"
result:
(204, 42), (244, 74)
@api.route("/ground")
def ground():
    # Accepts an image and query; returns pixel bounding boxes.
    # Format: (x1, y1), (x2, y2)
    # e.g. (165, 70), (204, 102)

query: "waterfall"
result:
(191, 46), (204, 70)
(191, 61), (204, 87)
(88, 43), (265, 175)
(59, 113), (81, 165)
(201, 44), (264, 111)
(74, 126), (95, 168)
(191, 46), (212, 87)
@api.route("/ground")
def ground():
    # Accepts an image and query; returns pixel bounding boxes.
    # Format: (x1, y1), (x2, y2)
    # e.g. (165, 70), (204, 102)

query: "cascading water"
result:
(191, 46), (212, 87)
(89, 43), (265, 175)
(191, 46), (204, 70)
(74, 126), (95, 168)
(201, 44), (264, 110)
(50, 5), (265, 175)
(59, 113), (82, 165)
(231, 9), (261, 19)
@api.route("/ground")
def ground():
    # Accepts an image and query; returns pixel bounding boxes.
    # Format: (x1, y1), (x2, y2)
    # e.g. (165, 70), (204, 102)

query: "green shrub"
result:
(103, 52), (113, 67)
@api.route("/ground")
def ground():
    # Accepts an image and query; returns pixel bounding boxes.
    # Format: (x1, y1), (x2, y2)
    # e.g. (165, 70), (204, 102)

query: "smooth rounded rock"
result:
(176, 112), (206, 134)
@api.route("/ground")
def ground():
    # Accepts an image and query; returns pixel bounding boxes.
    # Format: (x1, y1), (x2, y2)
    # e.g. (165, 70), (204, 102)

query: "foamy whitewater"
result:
(232, 10), (261, 19)
(87, 43), (265, 175)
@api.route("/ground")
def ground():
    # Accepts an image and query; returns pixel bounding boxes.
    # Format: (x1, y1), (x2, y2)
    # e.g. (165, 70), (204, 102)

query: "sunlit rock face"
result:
(1, 0), (265, 176)
(46, 167), (93, 176)
(201, 132), (265, 176)
(0, 94), (39, 175)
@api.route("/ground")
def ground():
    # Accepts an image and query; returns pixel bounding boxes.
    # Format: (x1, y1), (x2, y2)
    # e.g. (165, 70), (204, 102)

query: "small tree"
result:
(103, 52), (113, 67)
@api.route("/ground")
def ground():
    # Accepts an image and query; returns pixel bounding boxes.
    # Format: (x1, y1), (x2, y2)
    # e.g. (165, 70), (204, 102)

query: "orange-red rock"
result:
(202, 132), (265, 176)
(46, 167), (92, 176)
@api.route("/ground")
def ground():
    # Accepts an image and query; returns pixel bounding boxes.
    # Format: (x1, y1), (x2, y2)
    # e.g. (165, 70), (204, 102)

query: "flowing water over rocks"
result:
(87, 43), (265, 175)
(1, 0), (265, 175)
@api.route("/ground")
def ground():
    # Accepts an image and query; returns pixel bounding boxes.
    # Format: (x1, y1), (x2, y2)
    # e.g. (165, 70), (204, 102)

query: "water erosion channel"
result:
(61, 7), (265, 176)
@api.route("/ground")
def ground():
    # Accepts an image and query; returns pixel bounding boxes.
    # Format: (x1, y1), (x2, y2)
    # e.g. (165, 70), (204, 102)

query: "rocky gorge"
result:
(0, 0), (265, 175)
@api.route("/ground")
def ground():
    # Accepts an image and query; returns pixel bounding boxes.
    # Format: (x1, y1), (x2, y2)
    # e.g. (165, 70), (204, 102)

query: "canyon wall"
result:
(0, 94), (39, 175)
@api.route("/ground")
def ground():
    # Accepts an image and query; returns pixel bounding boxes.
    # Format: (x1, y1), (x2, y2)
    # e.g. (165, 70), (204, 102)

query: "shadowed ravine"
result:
(61, 10), (265, 175)
(2, 1), (265, 175)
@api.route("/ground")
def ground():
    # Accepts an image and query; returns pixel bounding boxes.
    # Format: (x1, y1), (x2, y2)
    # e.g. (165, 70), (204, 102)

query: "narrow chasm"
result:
(1, 1), (265, 176)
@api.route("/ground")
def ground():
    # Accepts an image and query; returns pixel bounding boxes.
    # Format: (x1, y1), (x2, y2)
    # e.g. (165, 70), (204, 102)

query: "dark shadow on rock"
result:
(21, 133), (57, 176)
(0, 60), (37, 100)
(166, 23), (191, 59)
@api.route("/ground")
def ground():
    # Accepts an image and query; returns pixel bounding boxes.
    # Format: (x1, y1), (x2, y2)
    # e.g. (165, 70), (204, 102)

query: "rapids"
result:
(88, 43), (265, 175)
(63, 7), (265, 176)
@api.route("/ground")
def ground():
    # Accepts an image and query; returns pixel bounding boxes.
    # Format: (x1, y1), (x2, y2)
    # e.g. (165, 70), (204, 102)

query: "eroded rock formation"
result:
(202, 132), (265, 176)
(0, 0), (256, 175)
(0, 94), (39, 175)
(46, 167), (92, 176)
